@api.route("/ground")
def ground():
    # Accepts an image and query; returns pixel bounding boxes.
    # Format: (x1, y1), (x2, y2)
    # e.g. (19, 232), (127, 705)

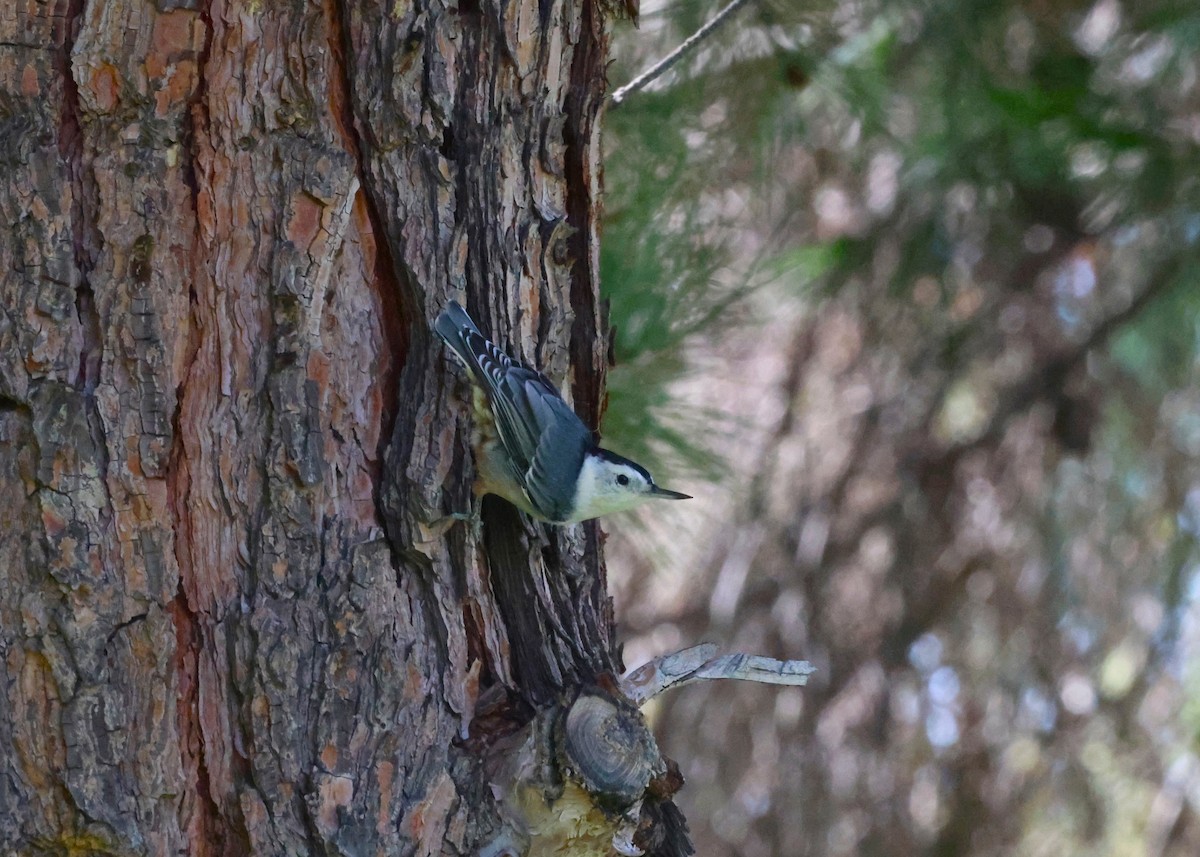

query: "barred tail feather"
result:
(434, 300), (486, 382)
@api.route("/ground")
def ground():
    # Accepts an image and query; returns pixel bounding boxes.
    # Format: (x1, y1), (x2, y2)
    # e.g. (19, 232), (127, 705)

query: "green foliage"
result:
(1112, 272), (1200, 394)
(604, 0), (1200, 850)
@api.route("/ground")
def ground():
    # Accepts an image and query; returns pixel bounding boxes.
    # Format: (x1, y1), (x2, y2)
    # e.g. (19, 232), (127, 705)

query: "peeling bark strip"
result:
(1, 0), (688, 855)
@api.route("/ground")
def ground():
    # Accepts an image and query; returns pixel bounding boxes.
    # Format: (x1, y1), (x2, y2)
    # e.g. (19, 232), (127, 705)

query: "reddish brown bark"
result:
(0, 1), (676, 854)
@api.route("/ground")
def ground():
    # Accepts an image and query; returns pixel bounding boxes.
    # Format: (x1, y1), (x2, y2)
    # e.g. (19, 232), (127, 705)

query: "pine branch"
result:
(609, 0), (757, 109)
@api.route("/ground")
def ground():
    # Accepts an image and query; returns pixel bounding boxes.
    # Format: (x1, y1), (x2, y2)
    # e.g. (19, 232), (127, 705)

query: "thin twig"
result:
(610, 0), (758, 109)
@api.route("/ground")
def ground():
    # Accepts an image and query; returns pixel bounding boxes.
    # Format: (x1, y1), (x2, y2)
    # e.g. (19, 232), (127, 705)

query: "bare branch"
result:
(621, 644), (815, 706)
(610, 0), (758, 109)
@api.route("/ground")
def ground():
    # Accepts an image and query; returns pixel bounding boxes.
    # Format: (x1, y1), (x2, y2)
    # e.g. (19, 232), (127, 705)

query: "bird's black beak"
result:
(649, 485), (691, 500)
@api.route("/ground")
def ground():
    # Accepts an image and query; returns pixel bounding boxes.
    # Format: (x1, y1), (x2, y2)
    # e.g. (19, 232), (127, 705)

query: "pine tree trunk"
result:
(0, 1), (663, 854)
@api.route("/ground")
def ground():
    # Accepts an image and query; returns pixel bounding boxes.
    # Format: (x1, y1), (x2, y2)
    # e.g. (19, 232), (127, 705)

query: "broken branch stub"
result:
(484, 682), (687, 856)
(557, 688), (664, 811)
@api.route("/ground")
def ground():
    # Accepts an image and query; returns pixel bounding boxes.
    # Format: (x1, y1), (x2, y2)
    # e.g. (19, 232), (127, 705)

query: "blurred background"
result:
(597, 0), (1200, 854)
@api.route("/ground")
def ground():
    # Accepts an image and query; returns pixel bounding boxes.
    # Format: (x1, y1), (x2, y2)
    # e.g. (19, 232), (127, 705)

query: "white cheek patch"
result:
(570, 457), (651, 520)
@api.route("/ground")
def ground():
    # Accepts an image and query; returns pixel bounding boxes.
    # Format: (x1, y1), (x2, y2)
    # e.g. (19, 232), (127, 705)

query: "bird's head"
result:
(571, 449), (691, 521)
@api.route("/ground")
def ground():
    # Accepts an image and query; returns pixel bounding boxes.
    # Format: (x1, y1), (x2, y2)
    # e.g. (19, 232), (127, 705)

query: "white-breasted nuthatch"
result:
(435, 301), (691, 524)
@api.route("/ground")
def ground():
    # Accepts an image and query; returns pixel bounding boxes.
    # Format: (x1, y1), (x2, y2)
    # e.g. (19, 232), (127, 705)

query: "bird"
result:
(435, 300), (690, 524)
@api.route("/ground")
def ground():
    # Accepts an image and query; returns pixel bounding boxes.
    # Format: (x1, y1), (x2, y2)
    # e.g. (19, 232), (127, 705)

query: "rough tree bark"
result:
(0, 1), (687, 854)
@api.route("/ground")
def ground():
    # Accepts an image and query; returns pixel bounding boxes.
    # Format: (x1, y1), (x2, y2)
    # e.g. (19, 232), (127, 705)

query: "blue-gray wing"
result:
(521, 386), (592, 522)
(435, 301), (592, 519)
(486, 362), (592, 520)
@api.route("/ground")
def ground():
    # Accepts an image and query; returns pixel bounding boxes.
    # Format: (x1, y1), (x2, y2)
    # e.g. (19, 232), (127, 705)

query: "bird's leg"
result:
(425, 501), (484, 543)
(448, 509), (484, 542)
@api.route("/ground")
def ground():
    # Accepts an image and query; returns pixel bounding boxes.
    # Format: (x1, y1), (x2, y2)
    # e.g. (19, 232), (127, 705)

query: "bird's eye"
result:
(616, 474), (630, 486)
